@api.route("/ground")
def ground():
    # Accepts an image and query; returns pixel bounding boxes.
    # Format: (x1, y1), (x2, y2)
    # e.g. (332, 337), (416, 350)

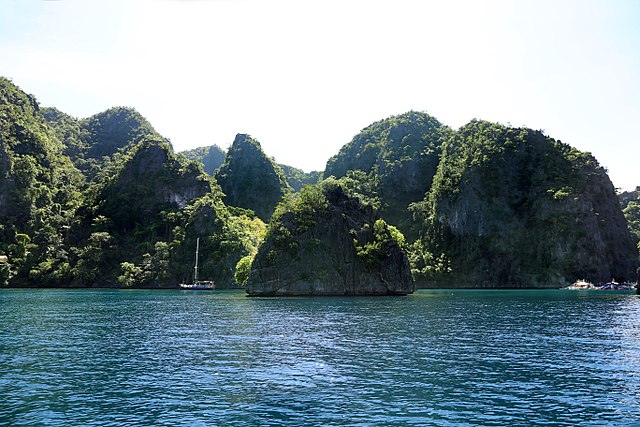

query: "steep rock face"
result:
(68, 138), (211, 287)
(215, 134), (290, 221)
(181, 144), (226, 175)
(324, 111), (449, 238)
(413, 120), (638, 288)
(621, 188), (640, 275)
(92, 139), (210, 235)
(246, 184), (414, 296)
(619, 187), (639, 209)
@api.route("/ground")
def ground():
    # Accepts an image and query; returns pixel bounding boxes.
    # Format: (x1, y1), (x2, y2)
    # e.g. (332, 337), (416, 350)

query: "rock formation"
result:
(95, 139), (211, 228)
(215, 134), (290, 221)
(324, 111), (449, 239)
(246, 183), (414, 296)
(412, 120), (639, 288)
(43, 106), (160, 179)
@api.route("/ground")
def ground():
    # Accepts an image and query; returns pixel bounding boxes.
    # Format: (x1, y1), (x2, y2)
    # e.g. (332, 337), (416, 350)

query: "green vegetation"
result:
(2, 77), (636, 289)
(267, 182), (330, 251)
(355, 218), (406, 267)
(247, 180), (414, 295)
(410, 120), (638, 287)
(43, 105), (160, 180)
(0, 77), (84, 287)
(324, 111), (450, 238)
(234, 254), (254, 286)
(82, 107), (160, 159)
(67, 138), (265, 288)
(215, 134), (291, 222)
(278, 164), (322, 192)
(266, 179), (406, 265)
(181, 144), (226, 175)
(621, 187), (640, 257)
(1, 78), (265, 288)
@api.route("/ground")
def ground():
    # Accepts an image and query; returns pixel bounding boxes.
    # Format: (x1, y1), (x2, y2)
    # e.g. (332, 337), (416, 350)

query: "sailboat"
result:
(179, 237), (215, 290)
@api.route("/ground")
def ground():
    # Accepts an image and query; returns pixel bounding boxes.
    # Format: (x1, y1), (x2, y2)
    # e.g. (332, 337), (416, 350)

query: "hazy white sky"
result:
(1, 0), (638, 190)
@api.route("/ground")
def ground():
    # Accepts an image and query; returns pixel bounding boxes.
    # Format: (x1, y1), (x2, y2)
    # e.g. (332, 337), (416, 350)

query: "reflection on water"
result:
(1, 289), (639, 426)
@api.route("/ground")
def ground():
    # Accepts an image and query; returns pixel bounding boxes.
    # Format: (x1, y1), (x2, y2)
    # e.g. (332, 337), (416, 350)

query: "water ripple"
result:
(1, 289), (639, 426)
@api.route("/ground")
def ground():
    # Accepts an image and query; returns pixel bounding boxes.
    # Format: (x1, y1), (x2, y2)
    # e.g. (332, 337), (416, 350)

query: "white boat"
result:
(179, 237), (215, 290)
(564, 280), (596, 290)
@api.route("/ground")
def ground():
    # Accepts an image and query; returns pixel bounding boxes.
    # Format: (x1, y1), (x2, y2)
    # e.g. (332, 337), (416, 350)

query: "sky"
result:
(1, 0), (639, 190)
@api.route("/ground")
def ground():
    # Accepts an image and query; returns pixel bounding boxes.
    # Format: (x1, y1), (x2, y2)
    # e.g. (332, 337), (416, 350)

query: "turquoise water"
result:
(1, 289), (639, 426)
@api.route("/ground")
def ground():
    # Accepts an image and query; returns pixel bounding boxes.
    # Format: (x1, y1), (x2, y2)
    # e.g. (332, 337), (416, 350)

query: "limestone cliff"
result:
(324, 111), (449, 238)
(620, 187), (640, 273)
(82, 107), (160, 160)
(215, 134), (290, 221)
(279, 164), (322, 192)
(166, 195), (265, 288)
(95, 139), (211, 228)
(246, 183), (414, 296)
(69, 138), (211, 287)
(412, 120), (638, 288)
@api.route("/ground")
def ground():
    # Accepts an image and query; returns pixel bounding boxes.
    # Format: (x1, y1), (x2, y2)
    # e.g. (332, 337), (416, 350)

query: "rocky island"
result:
(246, 182), (414, 296)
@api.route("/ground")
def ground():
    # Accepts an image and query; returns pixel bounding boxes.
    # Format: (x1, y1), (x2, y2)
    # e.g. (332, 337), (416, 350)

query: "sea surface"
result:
(1, 289), (639, 427)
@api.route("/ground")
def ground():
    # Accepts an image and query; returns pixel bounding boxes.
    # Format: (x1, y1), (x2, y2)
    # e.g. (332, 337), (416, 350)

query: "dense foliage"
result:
(215, 134), (291, 221)
(410, 120), (638, 287)
(0, 77), (84, 286)
(278, 164), (322, 192)
(181, 144), (226, 175)
(265, 179), (406, 265)
(2, 77), (637, 289)
(247, 180), (413, 295)
(66, 138), (265, 288)
(324, 111), (450, 238)
(43, 105), (160, 180)
(1, 78), (265, 288)
(621, 187), (640, 260)
(82, 107), (160, 159)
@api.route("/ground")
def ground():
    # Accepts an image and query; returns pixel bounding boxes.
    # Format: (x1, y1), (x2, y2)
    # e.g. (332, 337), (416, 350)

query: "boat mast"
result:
(194, 237), (199, 282)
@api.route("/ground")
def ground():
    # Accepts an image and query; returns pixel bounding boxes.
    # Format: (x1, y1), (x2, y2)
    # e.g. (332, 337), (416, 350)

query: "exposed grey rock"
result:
(215, 134), (290, 222)
(247, 184), (414, 296)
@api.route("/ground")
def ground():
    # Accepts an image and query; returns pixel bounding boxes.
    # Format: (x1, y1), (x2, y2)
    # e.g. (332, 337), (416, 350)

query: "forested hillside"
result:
(43, 106), (160, 180)
(621, 187), (640, 261)
(0, 78), (264, 288)
(0, 77), (84, 286)
(324, 111), (449, 238)
(1, 76), (637, 289)
(181, 144), (226, 175)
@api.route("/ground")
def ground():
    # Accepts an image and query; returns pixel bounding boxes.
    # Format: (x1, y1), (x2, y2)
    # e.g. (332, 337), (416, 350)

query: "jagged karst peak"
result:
(215, 133), (290, 221)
